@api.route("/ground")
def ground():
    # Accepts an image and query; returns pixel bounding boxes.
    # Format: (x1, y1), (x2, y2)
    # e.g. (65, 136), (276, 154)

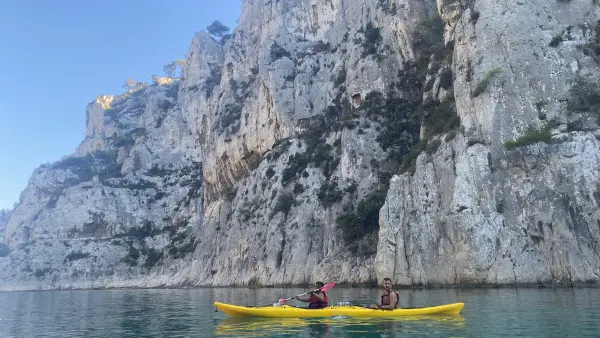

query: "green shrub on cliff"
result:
(504, 122), (556, 150)
(336, 189), (386, 244)
(472, 68), (502, 97)
(567, 76), (600, 120)
(206, 20), (230, 42)
(362, 22), (382, 57)
(272, 193), (295, 217)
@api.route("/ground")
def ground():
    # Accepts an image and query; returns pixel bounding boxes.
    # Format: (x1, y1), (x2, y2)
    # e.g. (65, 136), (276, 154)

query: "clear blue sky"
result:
(0, 0), (241, 210)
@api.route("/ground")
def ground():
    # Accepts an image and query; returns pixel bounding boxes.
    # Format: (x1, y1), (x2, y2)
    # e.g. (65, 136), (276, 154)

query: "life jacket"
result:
(308, 291), (328, 308)
(381, 290), (399, 308)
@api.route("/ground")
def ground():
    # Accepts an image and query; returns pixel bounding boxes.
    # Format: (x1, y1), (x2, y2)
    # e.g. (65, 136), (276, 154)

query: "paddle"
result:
(278, 282), (336, 305)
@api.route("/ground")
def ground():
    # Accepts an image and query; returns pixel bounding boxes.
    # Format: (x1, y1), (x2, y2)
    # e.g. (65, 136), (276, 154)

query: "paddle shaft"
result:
(280, 288), (320, 302)
(279, 282), (335, 304)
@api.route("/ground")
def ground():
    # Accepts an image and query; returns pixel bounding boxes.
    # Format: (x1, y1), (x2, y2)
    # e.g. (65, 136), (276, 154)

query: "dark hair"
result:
(383, 277), (392, 283)
(315, 281), (324, 288)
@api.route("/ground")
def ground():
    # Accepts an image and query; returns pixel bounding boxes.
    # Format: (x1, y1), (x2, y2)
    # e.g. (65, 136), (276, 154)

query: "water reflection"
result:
(215, 317), (306, 337)
(214, 315), (466, 338)
(120, 293), (149, 337)
(307, 321), (330, 336)
(118, 289), (199, 337)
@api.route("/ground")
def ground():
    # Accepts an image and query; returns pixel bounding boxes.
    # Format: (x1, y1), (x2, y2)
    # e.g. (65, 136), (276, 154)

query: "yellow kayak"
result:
(214, 302), (464, 318)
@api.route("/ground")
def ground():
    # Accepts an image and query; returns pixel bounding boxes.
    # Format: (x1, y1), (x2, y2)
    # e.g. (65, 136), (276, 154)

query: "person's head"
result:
(383, 278), (393, 291)
(315, 281), (324, 288)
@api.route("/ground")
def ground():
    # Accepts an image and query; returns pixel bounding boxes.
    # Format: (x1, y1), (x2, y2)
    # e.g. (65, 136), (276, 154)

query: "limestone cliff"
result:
(1, 0), (599, 290)
(0, 83), (204, 290)
(375, 0), (600, 286)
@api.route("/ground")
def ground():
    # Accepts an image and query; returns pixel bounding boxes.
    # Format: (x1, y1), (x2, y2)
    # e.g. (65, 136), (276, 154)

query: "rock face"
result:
(0, 83), (205, 290)
(2, 0), (600, 290)
(376, 132), (600, 286)
(375, 0), (600, 285)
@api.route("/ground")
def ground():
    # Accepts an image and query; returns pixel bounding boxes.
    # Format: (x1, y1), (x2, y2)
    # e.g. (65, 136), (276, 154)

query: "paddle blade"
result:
(278, 298), (288, 304)
(320, 282), (336, 292)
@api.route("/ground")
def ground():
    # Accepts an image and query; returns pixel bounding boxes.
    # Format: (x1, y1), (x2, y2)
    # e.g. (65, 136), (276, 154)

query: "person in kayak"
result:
(295, 281), (329, 308)
(373, 277), (399, 310)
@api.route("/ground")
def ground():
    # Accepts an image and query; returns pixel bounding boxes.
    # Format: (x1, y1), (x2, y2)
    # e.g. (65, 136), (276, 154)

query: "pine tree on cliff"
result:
(206, 20), (230, 42)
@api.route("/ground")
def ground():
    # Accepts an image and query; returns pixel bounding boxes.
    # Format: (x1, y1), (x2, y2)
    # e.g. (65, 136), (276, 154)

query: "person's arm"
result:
(297, 291), (323, 302)
(311, 291), (325, 302)
(295, 294), (310, 302)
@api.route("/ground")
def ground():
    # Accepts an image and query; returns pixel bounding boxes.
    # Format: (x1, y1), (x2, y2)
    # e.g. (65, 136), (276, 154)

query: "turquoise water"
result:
(0, 287), (599, 337)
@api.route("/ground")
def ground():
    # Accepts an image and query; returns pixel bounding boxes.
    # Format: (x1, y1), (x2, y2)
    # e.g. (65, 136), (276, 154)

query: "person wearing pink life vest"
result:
(372, 277), (399, 310)
(295, 281), (329, 308)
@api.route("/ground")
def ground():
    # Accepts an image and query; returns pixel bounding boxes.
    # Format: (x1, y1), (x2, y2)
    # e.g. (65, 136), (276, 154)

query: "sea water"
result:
(0, 286), (598, 337)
